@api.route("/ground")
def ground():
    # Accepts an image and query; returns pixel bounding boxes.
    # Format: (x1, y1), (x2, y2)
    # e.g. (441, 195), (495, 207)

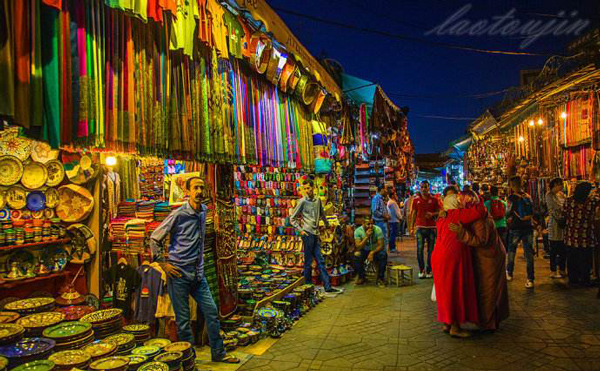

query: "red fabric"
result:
(413, 194), (441, 228)
(432, 205), (486, 325)
(42, 0), (61, 10)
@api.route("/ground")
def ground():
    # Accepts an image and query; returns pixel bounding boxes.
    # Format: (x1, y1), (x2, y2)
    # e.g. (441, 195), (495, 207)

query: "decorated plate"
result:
(30, 142), (59, 164)
(6, 186), (27, 209)
(42, 321), (92, 341)
(0, 134), (31, 161)
(43, 208), (55, 219)
(44, 160), (64, 187)
(89, 356), (130, 371)
(0, 324), (24, 341)
(10, 360), (55, 371)
(0, 156), (23, 186)
(80, 309), (123, 325)
(0, 312), (19, 324)
(44, 188), (59, 208)
(143, 339), (171, 349)
(131, 346), (159, 357)
(48, 350), (91, 367)
(54, 305), (95, 321)
(103, 333), (134, 347)
(82, 342), (117, 359)
(21, 162), (47, 190)
(257, 307), (279, 319)
(4, 298), (54, 312)
(55, 185), (94, 223)
(0, 338), (56, 359)
(154, 352), (182, 363)
(0, 356), (7, 370)
(125, 355), (147, 366)
(0, 209), (8, 221)
(26, 191), (46, 212)
(137, 362), (169, 371)
(163, 342), (191, 355)
(122, 324), (149, 333)
(0, 190), (5, 209)
(64, 155), (98, 185)
(17, 312), (64, 329)
(10, 209), (22, 220)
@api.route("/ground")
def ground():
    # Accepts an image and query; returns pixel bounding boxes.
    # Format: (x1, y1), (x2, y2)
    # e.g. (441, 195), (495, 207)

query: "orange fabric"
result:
(197, 0), (212, 47)
(159, 0), (176, 15)
(147, 0), (163, 23)
(42, 0), (61, 10)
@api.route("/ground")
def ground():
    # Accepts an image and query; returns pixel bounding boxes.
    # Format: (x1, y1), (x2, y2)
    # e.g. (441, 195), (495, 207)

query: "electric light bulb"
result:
(528, 120), (534, 127)
(518, 136), (525, 142)
(561, 111), (567, 119)
(537, 118), (543, 126)
(105, 156), (117, 167)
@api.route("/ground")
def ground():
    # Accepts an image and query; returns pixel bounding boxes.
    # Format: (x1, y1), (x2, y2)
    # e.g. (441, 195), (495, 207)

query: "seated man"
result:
(354, 216), (388, 287)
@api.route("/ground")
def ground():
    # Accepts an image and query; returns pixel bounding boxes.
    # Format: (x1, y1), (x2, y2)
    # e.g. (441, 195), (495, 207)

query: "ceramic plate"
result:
(17, 312), (64, 329)
(154, 352), (182, 363)
(0, 209), (8, 221)
(0, 338), (56, 359)
(0, 312), (19, 324)
(0, 324), (24, 340)
(48, 350), (91, 366)
(130, 346), (159, 357)
(56, 185), (94, 223)
(54, 305), (95, 321)
(65, 155), (98, 185)
(0, 356), (7, 370)
(0, 134), (31, 161)
(82, 342), (117, 358)
(26, 191), (46, 212)
(44, 160), (64, 187)
(6, 185), (27, 209)
(21, 162), (47, 190)
(44, 188), (59, 208)
(9, 360), (55, 371)
(122, 324), (149, 333)
(4, 298), (54, 312)
(137, 362), (169, 371)
(30, 142), (59, 164)
(125, 355), (147, 366)
(43, 208), (54, 219)
(89, 356), (130, 371)
(0, 190), (5, 209)
(104, 333), (134, 347)
(42, 321), (92, 340)
(80, 309), (123, 325)
(163, 342), (191, 354)
(143, 339), (171, 349)
(0, 156), (23, 187)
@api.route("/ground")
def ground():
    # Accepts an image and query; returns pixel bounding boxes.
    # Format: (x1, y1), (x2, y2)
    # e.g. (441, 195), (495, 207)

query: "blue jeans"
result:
(416, 228), (436, 273)
(302, 234), (331, 290)
(354, 249), (388, 280)
(389, 222), (399, 252)
(375, 221), (388, 249)
(507, 229), (535, 281)
(167, 266), (225, 361)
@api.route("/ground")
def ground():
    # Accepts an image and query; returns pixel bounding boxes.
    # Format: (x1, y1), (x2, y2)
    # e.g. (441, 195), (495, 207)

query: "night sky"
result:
(267, 0), (600, 153)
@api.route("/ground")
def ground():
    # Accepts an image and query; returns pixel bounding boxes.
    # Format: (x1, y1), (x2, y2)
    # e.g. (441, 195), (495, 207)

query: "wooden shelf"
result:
(0, 238), (70, 253)
(0, 271), (70, 289)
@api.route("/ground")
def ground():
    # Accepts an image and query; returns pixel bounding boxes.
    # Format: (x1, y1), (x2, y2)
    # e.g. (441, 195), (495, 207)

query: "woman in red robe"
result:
(432, 189), (486, 338)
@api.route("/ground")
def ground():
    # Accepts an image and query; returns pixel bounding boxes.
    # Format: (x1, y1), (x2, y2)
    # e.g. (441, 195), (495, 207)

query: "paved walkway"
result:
(238, 237), (600, 371)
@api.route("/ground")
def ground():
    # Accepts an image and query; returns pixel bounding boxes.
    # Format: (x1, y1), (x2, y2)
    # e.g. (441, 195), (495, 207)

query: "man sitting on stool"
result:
(354, 216), (387, 287)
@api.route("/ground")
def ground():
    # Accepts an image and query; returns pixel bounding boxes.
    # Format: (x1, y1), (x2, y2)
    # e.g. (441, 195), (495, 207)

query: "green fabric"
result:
(354, 225), (384, 251)
(41, 3), (61, 148)
(32, 0), (43, 128)
(223, 11), (244, 59)
(485, 197), (507, 229)
(0, 0), (15, 118)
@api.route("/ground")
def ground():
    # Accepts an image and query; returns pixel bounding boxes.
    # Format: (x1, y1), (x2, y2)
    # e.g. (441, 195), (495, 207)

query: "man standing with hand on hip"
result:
(290, 179), (341, 293)
(150, 177), (239, 364)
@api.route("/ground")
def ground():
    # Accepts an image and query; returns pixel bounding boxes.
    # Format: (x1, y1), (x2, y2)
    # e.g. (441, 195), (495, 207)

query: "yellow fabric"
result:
(150, 262), (197, 320)
(206, 0), (228, 59)
(170, 0), (199, 57)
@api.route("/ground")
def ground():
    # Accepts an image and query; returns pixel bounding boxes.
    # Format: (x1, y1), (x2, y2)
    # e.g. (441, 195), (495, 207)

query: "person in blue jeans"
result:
(150, 177), (239, 364)
(410, 181), (441, 278)
(371, 185), (390, 250)
(506, 176), (535, 289)
(353, 216), (387, 287)
(290, 179), (341, 293)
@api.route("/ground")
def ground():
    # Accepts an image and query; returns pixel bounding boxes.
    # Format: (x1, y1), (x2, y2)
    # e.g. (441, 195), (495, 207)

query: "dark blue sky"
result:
(267, 0), (600, 153)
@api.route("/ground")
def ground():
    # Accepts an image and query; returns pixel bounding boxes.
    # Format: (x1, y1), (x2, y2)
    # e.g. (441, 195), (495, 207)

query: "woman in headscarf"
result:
(448, 191), (510, 331)
(432, 187), (486, 338)
(562, 182), (599, 285)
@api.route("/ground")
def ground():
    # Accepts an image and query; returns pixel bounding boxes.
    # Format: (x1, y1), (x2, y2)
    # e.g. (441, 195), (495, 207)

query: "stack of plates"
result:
(122, 325), (150, 345)
(163, 343), (194, 371)
(48, 350), (91, 371)
(9, 360), (55, 371)
(104, 334), (135, 355)
(0, 338), (55, 368)
(80, 309), (123, 340)
(89, 356), (130, 371)
(4, 299), (55, 316)
(17, 312), (65, 337)
(153, 352), (183, 371)
(125, 355), (147, 371)
(137, 362), (169, 371)
(82, 341), (118, 361)
(0, 324), (24, 345)
(131, 346), (160, 359)
(0, 356), (7, 371)
(0, 312), (19, 324)
(42, 322), (94, 351)
(143, 339), (170, 350)
(54, 305), (95, 321)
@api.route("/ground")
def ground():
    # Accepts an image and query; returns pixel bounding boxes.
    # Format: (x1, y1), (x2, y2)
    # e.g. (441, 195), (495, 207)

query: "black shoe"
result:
(325, 287), (342, 293)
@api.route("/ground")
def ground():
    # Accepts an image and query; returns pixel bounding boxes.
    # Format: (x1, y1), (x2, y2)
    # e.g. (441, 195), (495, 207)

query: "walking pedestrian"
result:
(506, 176), (536, 289)
(290, 179), (342, 293)
(546, 177), (566, 279)
(411, 181), (441, 278)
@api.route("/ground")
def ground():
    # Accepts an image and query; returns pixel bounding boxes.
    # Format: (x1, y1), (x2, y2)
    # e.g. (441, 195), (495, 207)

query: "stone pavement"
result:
(238, 237), (600, 371)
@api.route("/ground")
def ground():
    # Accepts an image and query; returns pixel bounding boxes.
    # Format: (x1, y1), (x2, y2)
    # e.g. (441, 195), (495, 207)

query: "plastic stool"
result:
(387, 265), (414, 287)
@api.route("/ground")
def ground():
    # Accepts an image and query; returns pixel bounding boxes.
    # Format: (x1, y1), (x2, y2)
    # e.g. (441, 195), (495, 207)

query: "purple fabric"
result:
(134, 265), (164, 324)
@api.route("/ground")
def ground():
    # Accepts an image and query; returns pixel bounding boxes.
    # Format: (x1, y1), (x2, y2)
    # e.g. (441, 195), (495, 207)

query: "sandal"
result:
(215, 355), (240, 364)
